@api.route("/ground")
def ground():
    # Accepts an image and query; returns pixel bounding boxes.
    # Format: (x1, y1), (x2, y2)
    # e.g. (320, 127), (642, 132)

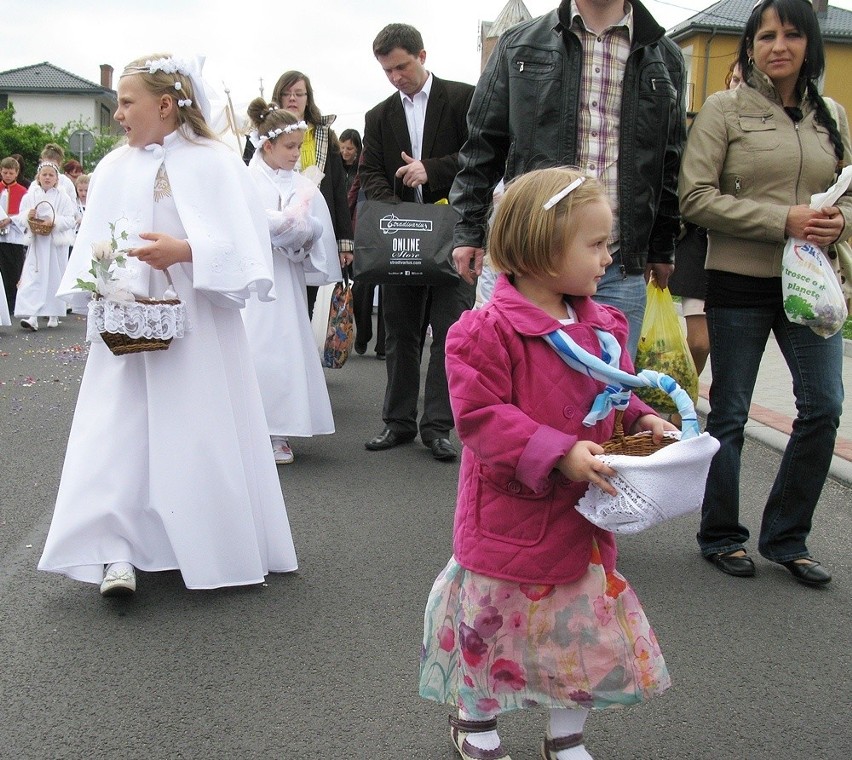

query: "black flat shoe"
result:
(780, 559), (832, 587)
(705, 550), (755, 577)
(426, 437), (457, 461)
(365, 427), (416, 451)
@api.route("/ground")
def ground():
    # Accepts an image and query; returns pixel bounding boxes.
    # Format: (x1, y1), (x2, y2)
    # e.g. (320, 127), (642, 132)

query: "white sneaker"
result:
(100, 562), (136, 597)
(20, 316), (38, 331)
(47, 316), (60, 328)
(271, 436), (294, 465)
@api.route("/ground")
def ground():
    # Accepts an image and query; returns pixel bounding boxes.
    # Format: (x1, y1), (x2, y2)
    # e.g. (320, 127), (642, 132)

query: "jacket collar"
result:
(488, 273), (622, 336)
(557, 0), (664, 49)
(745, 68), (810, 112)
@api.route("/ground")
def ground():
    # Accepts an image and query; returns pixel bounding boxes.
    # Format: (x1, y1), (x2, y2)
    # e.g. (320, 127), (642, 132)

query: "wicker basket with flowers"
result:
(76, 220), (187, 355)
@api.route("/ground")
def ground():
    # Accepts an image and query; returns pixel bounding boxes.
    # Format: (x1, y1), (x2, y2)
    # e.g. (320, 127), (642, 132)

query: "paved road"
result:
(1, 316), (850, 760)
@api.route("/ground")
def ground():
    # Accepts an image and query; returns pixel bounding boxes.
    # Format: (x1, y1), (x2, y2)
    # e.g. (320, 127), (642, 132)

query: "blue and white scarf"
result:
(544, 327), (700, 439)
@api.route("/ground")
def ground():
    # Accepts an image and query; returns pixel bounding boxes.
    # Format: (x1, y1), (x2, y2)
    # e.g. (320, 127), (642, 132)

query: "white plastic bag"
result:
(782, 166), (852, 338)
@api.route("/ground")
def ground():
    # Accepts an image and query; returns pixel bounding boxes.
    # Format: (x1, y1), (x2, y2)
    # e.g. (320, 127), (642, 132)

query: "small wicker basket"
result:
(97, 295), (183, 355)
(601, 410), (679, 457)
(90, 268), (186, 356)
(28, 200), (55, 236)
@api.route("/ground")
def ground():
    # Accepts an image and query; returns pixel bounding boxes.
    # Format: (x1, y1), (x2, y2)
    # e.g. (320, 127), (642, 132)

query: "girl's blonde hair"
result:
(489, 167), (606, 278)
(120, 54), (217, 141)
(246, 97), (301, 138)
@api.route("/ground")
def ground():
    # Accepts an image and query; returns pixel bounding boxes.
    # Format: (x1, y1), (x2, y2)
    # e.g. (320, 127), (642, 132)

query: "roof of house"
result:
(488, 0), (534, 38)
(669, 0), (852, 43)
(0, 62), (114, 96)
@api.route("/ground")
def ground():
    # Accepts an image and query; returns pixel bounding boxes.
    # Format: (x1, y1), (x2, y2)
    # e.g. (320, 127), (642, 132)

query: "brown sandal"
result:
(541, 733), (585, 759)
(448, 715), (512, 760)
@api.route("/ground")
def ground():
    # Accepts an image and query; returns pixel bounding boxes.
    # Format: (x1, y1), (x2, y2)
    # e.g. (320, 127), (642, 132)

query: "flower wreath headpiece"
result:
(249, 120), (308, 148)
(37, 161), (61, 174)
(122, 55), (211, 120)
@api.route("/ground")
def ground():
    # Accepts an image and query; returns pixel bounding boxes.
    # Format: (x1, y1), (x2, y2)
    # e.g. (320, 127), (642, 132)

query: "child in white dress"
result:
(15, 162), (76, 330)
(242, 99), (341, 465)
(38, 53), (298, 596)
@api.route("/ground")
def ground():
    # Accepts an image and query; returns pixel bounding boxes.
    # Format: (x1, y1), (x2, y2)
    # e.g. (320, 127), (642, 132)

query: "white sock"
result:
(458, 710), (501, 752)
(549, 708), (592, 759)
(105, 561), (134, 576)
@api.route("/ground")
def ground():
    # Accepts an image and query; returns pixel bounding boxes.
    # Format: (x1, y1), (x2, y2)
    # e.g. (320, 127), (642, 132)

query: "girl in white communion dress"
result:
(38, 54), (298, 597)
(242, 98), (341, 465)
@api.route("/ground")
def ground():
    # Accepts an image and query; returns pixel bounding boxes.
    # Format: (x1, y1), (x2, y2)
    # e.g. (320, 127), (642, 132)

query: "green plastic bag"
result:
(634, 283), (699, 414)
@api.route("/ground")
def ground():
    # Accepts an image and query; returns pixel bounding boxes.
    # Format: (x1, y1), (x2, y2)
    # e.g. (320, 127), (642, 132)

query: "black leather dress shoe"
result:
(705, 550), (755, 577)
(781, 559), (832, 586)
(427, 437), (457, 461)
(354, 342), (367, 355)
(365, 428), (415, 451)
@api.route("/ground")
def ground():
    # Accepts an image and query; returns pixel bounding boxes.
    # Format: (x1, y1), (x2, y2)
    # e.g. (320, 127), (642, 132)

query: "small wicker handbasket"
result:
(28, 200), (55, 236)
(97, 295), (183, 355)
(601, 409), (679, 457)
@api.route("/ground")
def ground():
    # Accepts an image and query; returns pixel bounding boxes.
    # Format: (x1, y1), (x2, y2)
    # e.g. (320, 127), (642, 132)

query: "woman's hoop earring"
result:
(748, 57), (754, 67)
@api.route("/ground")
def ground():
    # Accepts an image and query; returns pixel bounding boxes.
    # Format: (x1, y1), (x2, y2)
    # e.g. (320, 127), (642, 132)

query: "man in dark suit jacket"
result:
(360, 23), (475, 461)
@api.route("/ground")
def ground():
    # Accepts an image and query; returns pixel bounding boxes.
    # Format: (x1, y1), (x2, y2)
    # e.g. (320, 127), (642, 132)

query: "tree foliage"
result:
(0, 106), (53, 181)
(0, 106), (121, 181)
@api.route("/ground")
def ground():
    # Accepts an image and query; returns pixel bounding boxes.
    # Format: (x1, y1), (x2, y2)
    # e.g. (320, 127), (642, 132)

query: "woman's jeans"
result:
(699, 304), (843, 561)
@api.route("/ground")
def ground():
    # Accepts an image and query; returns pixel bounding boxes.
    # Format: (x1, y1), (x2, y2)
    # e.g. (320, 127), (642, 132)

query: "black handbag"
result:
(353, 199), (460, 285)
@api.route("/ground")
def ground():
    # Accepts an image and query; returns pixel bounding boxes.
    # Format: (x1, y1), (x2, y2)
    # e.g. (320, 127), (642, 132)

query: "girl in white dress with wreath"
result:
(242, 99), (340, 465)
(15, 161), (76, 330)
(38, 53), (298, 596)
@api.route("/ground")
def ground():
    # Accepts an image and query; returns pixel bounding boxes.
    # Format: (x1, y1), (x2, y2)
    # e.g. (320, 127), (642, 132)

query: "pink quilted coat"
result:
(447, 274), (656, 584)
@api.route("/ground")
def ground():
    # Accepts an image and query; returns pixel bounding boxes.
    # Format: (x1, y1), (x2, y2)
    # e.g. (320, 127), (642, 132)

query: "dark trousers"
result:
(352, 279), (385, 354)
(306, 285), (318, 320)
(380, 278), (475, 441)
(0, 242), (25, 314)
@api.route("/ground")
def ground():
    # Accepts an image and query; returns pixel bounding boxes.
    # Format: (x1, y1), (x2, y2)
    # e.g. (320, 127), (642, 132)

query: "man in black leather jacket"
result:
(451, 0), (686, 356)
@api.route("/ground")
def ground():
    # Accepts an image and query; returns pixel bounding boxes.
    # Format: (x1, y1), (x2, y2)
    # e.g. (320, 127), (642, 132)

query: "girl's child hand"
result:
(129, 232), (192, 270)
(556, 441), (618, 496)
(631, 414), (678, 443)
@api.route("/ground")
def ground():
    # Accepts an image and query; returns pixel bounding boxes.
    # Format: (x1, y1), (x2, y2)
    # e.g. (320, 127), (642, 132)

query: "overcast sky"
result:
(5, 0), (852, 140)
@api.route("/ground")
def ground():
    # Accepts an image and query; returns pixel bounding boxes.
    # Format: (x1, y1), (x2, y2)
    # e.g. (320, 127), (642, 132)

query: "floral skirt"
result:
(419, 545), (670, 718)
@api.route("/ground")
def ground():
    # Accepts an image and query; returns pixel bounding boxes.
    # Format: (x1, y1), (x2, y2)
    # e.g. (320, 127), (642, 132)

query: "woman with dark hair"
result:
(338, 127), (361, 195)
(680, 0), (851, 586)
(243, 71), (353, 317)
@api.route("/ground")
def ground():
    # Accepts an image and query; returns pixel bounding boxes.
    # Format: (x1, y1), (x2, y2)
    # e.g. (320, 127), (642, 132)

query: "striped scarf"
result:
(544, 327), (700, 439)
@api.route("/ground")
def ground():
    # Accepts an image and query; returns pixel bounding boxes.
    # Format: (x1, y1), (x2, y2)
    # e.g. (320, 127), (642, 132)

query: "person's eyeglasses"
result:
(282, 91), (308, 99)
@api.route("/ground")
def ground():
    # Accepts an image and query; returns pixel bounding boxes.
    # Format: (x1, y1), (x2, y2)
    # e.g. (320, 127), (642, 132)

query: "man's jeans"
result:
(593, 261), (646, 360)
(699, 304), (843, 561)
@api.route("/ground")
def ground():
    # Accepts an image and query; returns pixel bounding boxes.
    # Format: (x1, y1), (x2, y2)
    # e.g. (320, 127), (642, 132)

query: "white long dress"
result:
(39, 130), (297, 589)
(14, 186), (75, 318)
(0, 275), (9, 325)
(242, 156), (336, 437)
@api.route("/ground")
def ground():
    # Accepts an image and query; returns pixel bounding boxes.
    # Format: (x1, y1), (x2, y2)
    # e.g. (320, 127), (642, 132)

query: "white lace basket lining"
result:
(87, 297), (187, 343)
(575, 432), (720, 534)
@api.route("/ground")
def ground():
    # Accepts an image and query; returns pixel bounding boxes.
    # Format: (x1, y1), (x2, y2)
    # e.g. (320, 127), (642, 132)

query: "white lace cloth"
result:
(87, 297), (187, 343)
(576, 432), (720, 534)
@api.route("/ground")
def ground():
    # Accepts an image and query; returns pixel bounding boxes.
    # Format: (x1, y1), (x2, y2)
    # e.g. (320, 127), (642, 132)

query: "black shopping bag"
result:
(353, 199), (460, 285)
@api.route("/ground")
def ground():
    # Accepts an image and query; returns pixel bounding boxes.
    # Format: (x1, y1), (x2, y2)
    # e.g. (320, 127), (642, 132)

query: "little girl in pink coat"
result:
(419, 168), (676, 760)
